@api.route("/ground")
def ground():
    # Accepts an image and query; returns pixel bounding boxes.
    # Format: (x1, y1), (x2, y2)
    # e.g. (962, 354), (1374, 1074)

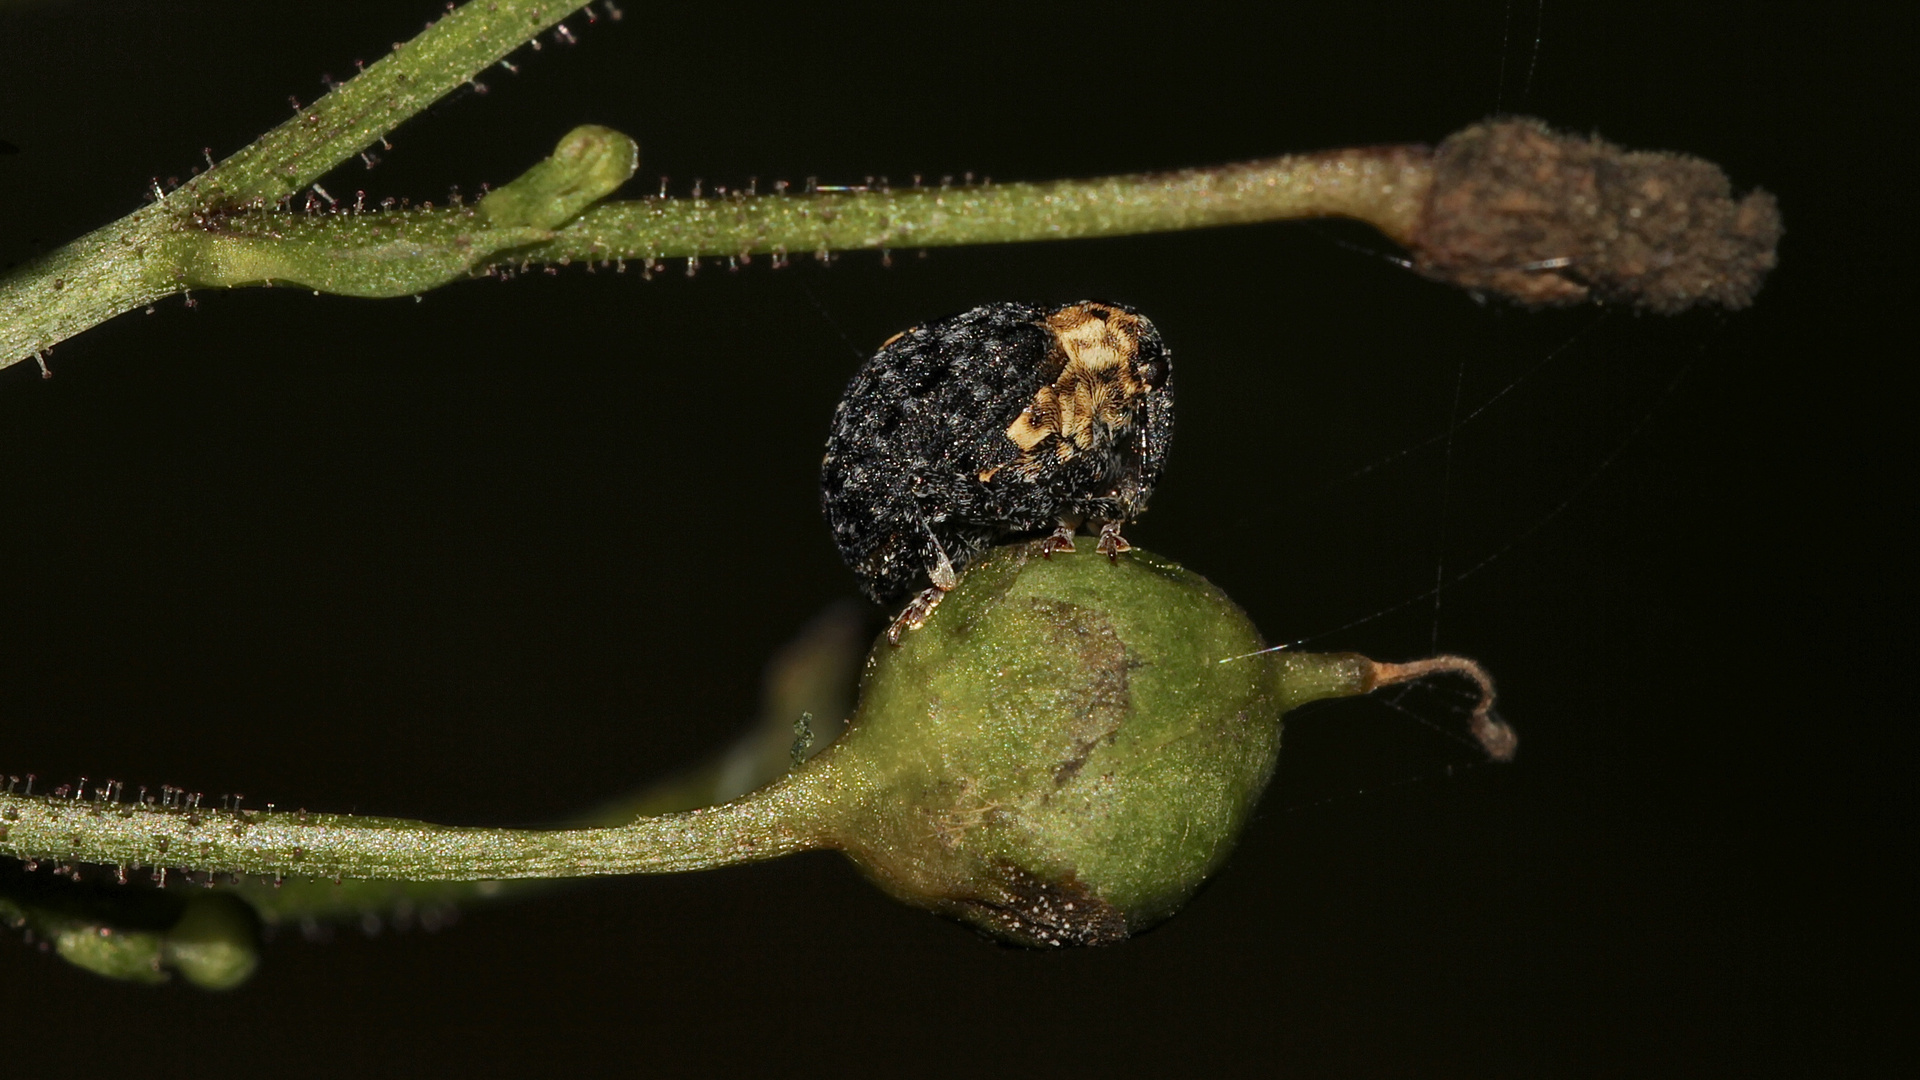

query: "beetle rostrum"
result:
(821, 300), (1175, 641)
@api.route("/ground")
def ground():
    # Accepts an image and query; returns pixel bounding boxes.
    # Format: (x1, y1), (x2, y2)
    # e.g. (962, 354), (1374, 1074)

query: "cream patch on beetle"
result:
(1045, 303), (1141, 378)
(1000, 304), (1149, 463)
(1005, 399), (1058, 454)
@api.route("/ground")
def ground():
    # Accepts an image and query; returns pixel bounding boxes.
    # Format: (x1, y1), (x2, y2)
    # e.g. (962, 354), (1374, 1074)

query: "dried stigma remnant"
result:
(820, 302), (1174, 641)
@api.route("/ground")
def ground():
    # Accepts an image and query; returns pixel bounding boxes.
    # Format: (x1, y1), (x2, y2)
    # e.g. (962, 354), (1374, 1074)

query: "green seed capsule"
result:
(799, 541), (1385, 946)
(163, 893), (260, 991)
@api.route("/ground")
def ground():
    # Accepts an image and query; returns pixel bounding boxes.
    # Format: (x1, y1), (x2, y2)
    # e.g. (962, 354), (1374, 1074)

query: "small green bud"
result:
(162, 892), (260, 991)
(16, 888), (259, 989)
(803, 542), (1394, 946)
(53, 922), (169, 985)
(477, 124), (639, 230)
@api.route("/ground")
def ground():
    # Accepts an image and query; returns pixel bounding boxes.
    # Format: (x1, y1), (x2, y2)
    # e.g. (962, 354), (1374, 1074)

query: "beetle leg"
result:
(1039, 520), (1078, 557)
(888, 537), (959, 645)
(888, 586), (948, 644)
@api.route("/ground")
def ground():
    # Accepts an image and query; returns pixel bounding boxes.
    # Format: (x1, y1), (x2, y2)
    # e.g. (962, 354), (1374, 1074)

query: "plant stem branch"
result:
(189, 1), (592, 211)
(533, 147), (1433, 263)
(0, 0), (592, 371)
(2, 140), (1433, 372)
(0, 769), (834, 882)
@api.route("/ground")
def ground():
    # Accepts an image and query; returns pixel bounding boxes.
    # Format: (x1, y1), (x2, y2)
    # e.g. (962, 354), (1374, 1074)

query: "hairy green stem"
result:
(173, 148), (1429, 293)
(190, 0), (592, 211)
(531, 147), (1432, 263)
(231, 603), (865, 923)
(0, 769), (834, 882)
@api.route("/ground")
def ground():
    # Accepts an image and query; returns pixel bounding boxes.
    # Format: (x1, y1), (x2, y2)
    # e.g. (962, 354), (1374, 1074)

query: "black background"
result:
(0, 1), (1903, 1074)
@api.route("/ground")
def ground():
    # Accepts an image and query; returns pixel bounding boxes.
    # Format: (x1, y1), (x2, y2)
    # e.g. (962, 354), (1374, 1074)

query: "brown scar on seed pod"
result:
(1408, 117), (1783, 313)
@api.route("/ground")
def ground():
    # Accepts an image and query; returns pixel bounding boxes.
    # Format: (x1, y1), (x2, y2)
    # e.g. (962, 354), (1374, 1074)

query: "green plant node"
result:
(176, 124), (637, 297)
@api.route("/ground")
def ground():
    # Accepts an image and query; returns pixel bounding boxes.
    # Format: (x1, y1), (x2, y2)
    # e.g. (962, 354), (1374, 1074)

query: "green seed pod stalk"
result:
(2, 543), (1510, 959)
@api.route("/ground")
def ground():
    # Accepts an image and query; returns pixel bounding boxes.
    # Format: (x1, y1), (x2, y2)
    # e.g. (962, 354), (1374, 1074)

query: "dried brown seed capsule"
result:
(1409, 117), (1782, 313)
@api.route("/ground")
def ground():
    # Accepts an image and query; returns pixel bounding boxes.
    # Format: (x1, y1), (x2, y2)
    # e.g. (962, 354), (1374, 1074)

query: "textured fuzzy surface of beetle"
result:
(821, 301), (1174, 609)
